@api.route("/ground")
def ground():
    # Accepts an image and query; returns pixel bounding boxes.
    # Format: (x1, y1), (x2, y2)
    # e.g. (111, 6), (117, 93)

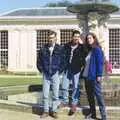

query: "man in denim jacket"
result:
(37, 31), (64, 119)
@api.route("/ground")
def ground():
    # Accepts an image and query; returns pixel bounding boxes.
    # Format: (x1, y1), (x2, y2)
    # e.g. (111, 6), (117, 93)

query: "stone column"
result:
(17, 28), (37, 71)
(26, 29), (37, 71)
(98, 14), (110, 59)
(78, 14), (89, 35)
(8, 29), (20, 71)
(8, 27), (37, 72)
(88, 12), (100, 37)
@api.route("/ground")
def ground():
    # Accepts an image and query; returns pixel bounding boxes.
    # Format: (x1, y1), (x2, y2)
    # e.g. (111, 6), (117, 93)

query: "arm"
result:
(95, 47), (104, 82)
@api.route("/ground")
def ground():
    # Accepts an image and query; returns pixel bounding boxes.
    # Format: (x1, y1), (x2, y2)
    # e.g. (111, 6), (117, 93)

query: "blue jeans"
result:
(85, 79), (106, 120)
(60, 70), (80, 105)
(42, 72), (60, 112)
(94, 80), (106, 120)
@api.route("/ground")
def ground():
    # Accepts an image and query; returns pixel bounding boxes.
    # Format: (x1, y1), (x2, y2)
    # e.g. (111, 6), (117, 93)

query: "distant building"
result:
(0, 7), (120, 73)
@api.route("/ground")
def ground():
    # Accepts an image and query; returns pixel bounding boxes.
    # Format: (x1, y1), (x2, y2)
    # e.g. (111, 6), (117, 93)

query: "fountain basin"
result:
(67, 3), (119, 14)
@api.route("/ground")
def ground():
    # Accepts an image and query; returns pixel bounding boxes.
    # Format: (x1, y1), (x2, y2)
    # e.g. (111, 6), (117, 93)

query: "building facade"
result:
(0, 7), (120, 73)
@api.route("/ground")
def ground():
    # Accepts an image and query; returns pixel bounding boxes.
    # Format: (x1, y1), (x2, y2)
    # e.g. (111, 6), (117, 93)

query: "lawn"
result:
(0, 76), (42, 87)
(0, 75), (119, 87)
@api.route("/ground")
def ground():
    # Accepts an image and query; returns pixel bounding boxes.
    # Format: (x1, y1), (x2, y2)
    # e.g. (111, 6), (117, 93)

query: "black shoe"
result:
(40, 112), (49, 118)
(50, 112), (58, 119)
(68, 108), (76, 116)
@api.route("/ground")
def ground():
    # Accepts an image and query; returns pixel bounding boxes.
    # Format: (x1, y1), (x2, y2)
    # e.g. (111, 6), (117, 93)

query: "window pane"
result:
(60, 29), (73, 45)
(0, 31), (8, 69)
(36, 30), (50, 57)
(109, 28), (120, 69)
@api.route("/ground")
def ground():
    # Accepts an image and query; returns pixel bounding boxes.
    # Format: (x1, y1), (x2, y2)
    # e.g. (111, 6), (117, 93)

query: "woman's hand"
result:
(97, 76), (104, 83)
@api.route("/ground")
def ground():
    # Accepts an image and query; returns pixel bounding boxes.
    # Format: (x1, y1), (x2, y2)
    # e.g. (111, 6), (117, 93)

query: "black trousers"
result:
(85, 79), (96, 118)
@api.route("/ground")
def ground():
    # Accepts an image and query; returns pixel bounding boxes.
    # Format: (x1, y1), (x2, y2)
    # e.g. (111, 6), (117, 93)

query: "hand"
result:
(97, 76), (103, 83)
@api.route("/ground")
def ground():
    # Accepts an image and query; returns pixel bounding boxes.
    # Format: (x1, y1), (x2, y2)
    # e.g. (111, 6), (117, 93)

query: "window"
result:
(0, 31), (8, 69)
(36, 29), (73, 57)
(109, 28), (120, 69)
(60, 29), (73, 45)
(36, 30), (50, 57)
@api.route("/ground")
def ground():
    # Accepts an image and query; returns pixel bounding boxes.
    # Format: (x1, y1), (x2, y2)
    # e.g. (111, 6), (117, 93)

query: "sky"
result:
(0, 0), (120, 14)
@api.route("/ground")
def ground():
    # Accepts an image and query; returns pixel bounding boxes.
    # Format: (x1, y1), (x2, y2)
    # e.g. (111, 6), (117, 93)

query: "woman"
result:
(83, 33), (107, 120)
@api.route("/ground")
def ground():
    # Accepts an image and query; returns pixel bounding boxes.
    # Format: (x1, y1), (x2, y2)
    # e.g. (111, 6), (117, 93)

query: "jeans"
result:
(94, 80), (106, 120)
(85, 79), (106, 120)
(42, 72), (60, 112)
(60, 70), (80, 105)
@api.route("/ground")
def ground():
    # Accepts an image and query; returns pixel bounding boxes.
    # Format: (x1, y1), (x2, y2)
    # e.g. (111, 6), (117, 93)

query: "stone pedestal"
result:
(78, 12), (109, 58)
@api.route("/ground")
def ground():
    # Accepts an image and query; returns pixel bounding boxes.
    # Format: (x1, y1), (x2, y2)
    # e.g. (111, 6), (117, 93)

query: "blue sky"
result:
(0, 0), (120, 14)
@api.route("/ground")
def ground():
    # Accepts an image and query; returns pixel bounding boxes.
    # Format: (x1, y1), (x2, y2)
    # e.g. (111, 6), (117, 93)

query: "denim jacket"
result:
(37, 43), (64, 76)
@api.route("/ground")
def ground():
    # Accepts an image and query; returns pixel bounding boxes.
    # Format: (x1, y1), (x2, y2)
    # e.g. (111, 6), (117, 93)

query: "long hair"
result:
(85, 32), (101, 52)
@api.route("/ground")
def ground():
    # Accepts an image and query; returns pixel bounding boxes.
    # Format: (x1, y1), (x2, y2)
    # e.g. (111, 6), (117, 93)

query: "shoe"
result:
(50, 112), (58, 119)
(85, 113), (96, 120)
(40, 112), (49, 118)
(68, 105), (76, 116)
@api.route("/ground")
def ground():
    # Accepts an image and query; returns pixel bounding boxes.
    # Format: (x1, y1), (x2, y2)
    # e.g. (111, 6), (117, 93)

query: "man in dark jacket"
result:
(60, 30), (86, 115)
(37, 31), (63, 119)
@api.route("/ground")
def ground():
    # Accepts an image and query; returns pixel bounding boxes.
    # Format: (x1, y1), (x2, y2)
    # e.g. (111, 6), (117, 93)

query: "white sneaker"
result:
(85, 114), (96, 120)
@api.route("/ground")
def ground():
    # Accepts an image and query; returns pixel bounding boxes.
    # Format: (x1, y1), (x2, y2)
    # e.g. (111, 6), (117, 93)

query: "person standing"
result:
(83, 32), (107, 120)
(60, 30), (86, 115)
(37, 31), (63, 119)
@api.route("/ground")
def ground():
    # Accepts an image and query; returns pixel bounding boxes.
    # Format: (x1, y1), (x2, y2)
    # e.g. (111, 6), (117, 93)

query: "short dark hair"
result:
(72, 30), (80, 37)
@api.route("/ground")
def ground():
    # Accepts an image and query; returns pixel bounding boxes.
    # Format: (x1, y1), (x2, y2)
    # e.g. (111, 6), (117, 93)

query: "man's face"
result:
(72, 33), (80, 45)
(48, 33), (56, 45)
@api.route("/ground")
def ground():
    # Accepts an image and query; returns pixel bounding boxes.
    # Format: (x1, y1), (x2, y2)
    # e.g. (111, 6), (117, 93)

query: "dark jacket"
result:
(63, 42), (86, 74)
(87, 47), (104, 80)
(37, 43), (64, 76)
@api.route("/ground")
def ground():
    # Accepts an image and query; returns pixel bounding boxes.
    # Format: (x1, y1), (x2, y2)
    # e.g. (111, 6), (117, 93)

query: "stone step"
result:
(0, 99), (120, 120)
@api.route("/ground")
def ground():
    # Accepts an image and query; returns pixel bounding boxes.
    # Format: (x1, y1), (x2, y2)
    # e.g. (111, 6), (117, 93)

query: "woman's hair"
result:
(85, 32), (102, 53)
(85, 32), (101, 47)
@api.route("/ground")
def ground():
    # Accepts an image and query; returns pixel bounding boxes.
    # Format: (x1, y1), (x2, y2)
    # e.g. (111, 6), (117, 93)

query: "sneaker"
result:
(50, 112), (58, 119)
(40, 112), (49, 118)
(85, 113), (96, 120)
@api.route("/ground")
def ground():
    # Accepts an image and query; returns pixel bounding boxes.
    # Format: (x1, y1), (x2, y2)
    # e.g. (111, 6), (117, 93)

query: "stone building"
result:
(0, 7), (120, 73)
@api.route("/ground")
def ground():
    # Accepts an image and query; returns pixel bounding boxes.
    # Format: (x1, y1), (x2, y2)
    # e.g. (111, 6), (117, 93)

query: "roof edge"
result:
(0, 7), (67, 17)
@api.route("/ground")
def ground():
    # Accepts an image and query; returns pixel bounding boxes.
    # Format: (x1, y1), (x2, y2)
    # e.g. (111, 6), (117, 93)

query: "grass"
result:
(0, 76), (42, 87)
(102, 77), (120, 85)
(109, 78), (120, 84)
(0, 76), (120, 119)
(0, 76), (119, 87)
